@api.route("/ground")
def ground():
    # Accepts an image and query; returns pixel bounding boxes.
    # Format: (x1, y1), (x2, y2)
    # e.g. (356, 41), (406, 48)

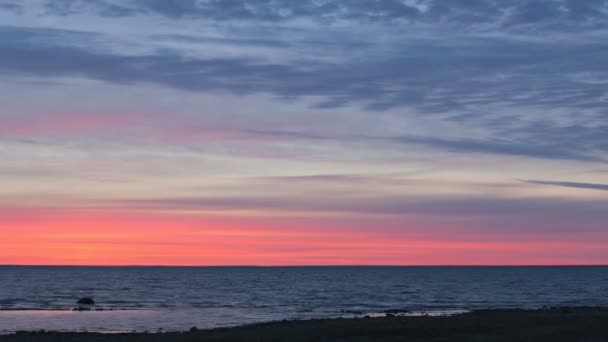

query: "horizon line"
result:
(1, 264), (607, 267)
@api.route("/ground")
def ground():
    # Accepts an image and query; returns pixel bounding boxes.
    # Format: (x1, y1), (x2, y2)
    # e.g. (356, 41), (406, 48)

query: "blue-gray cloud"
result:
(151, 34), (291, 48)
(32, 0), (608, 29)
(521, 180), (608, 191)
(388, 135), (604, 162)
(43, 0), (138, 17)
(0, 1), (22, 13)
(247, 130), (604, 162)
(1, 24), (607, 113)
(1, 1), (607, 162)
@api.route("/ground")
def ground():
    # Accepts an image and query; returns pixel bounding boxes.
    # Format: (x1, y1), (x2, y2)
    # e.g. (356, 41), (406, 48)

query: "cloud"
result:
(247, 130), (604, 162)
(43, 0), (138, 17)
(1, 1), (607, 163)
(38, 0), (423, 22)
(389, 135), (603, 162)
(258, 174), (374, 184)
(252, 173), (430, 186)
(79, 194), (608, 234)
(2, 22), (605, 161)
(1, 22), (606, 115)
(104, 194), (608, 220)
(521, 179), (608, 191)
(0, 26), (303, 92)
(30, 0), (608, 29)
(0, 112), (134, 138)
(150, 34), (290, 48)
(0, 1), (21, 13)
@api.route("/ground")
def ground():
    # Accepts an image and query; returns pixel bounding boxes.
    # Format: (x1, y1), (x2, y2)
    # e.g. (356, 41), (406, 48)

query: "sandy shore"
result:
(2, 307), (607, 341)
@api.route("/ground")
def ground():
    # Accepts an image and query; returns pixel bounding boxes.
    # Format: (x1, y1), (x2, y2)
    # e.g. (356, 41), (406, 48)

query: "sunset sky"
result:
(1, 0), (608, 265)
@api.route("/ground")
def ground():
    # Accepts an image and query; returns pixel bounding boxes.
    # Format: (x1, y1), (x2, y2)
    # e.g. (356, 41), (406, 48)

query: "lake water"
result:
(1, 266), (607, 332)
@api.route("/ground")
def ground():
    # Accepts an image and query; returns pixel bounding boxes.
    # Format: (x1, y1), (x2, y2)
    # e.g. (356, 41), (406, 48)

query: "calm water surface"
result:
(1, 266), (607, 332)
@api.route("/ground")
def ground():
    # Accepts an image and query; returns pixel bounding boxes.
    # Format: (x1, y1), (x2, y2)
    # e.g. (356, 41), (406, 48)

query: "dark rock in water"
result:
(77, 298), (95, 305)
(190, 326), (199, 332)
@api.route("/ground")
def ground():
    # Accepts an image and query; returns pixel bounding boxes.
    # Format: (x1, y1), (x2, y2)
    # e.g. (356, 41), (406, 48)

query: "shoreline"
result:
(0, 308), (470, 335)
(2, 307), (608, 341)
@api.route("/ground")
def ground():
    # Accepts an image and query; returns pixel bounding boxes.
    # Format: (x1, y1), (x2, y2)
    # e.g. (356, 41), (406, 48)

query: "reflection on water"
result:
(0, 309), (268, 333)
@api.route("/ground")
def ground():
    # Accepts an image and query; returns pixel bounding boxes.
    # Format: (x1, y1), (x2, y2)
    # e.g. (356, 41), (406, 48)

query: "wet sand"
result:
(2, 307), (607, 342)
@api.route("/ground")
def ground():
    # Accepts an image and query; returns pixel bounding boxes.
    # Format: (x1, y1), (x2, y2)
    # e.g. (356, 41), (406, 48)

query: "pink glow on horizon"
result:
(1, 208), (606, 266)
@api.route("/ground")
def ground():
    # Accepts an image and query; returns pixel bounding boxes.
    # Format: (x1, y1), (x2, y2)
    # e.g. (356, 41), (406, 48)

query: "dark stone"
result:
(77, 298), (95, 305)
(189, 327), (198, 332)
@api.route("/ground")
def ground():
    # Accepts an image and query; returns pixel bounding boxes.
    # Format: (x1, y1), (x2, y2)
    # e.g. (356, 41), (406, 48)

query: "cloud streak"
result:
(104, 195), (608, 222)
(521, 179), (608, 192)
(389, 135), (603, 162)
(247, 130), (604, 162)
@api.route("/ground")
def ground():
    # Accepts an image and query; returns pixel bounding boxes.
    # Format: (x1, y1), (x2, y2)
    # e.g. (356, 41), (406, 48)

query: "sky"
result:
(1, 0), (608, 266)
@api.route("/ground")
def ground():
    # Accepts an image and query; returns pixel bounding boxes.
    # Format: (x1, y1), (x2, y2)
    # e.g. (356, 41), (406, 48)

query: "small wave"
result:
(340, 309), (470, 318)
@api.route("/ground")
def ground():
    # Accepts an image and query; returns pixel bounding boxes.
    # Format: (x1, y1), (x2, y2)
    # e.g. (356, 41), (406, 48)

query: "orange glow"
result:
(1, 208), (607, 266)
